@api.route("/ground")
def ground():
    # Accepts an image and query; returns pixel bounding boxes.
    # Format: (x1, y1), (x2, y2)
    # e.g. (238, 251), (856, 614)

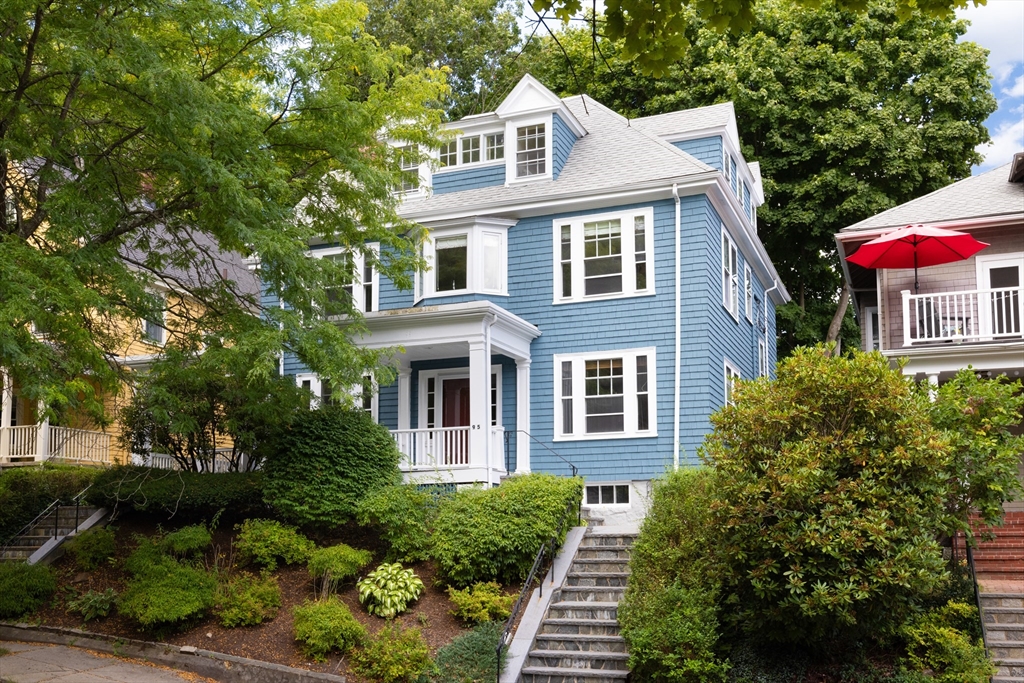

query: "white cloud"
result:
(957, 1), (1024, 84)
(1004, 74), (1024, 98)
(976, 116), (1024, 170)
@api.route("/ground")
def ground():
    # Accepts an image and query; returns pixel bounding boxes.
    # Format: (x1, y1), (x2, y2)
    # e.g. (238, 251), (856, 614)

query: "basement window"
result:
(585, 484), (630, 506)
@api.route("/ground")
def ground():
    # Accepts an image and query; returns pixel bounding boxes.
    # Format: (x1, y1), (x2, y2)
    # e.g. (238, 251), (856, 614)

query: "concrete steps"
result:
(983, 592), (1024, 683)
(519, 529), (635, 683)
(0, 506), (101, 562)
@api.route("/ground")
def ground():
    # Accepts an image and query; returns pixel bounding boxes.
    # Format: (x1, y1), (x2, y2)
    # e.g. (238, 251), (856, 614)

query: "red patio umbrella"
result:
(846, 224), (990, 291)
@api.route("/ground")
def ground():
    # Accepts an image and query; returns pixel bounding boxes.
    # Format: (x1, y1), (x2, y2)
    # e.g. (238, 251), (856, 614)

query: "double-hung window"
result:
(317, 245), (379, 314)
(744, 263), (753, 322)
(555, 208), (654, 303)
(555, 348), (656, 441)
(420, 223), (509, 299)
(439, 141), (457, 168)
(397, 145), (419, 193)
(722, 230), (739, 319)
(461, 136), (481, 164)
(724, 360), (740, 406)
(516, 124), (546, 178)
(486, 133), (504, 160)
(142, 292), (166, 345)
(295, 373), (378, 420)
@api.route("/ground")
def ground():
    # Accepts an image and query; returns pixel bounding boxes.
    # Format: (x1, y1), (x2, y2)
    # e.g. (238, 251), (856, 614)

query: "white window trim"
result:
(744, 263), (753, 322)
(724, 359), (740, 406)
(505, 115), (552, 184)
(295, 372), (378, 421)
(141, 290), (167, 346)
(434, 130), (506, 173)
(391, 142), (427, 199)
(417, 224), (509, 301)
(417, 366), (503, 429)
(583, 482), (633, 507)
(554, 347), (657, 442)
(553, 207), (656, 305)
(722, 229), (739, 320)
(758, 339), (768, 377)
(864, 305), (880, 351)
(311, 243), (379, 314)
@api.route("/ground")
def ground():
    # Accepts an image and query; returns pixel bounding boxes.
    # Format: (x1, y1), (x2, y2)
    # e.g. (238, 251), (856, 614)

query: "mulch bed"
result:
(32, 514), (518, 682)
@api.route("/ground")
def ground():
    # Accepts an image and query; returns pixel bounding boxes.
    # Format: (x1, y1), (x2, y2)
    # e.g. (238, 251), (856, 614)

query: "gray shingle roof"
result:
(400, 96), (717, 219)
(630, 102), (734, 137)
(840, 163), (1023, 233)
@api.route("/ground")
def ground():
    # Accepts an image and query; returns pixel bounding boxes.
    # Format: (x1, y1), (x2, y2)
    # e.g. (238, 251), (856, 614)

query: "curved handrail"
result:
(496, 495), (581, 681)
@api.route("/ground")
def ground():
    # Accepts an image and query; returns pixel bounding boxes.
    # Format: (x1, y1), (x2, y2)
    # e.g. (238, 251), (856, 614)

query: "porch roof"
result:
(349, 301), (541, 362)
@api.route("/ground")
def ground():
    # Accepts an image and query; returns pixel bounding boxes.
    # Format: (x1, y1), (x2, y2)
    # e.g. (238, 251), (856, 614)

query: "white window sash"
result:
(554, 348), (657, 441)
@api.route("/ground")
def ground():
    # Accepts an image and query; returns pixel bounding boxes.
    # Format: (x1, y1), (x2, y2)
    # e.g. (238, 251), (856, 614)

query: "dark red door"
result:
(442, 378), (470, 465)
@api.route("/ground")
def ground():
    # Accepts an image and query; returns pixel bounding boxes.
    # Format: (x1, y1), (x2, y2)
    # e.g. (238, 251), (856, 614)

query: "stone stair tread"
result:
(529, 650), (629, 660)
(982, 593), (1024, 598)
(537, 634), (625, 642)
(543, 618), (620, 627)
(986, 608), (1024, 613)
(567, 571), (630, 576)
(554, 600), (620, 608)
(520, 666), (628, 679)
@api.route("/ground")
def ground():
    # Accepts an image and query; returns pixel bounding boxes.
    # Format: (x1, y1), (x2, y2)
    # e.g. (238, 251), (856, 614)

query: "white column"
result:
(928, 373), (939, 402)
(468, 338), (489, 478)
(397, 366), (412, 431)
(0, 370), (11, 460)
(36, 400), (50, 460)
(515, 358), (531, 474)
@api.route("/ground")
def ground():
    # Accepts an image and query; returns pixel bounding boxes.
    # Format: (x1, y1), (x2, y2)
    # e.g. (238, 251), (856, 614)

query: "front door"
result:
(979, 256), (1023, 338)
(441, 378), (470, 465)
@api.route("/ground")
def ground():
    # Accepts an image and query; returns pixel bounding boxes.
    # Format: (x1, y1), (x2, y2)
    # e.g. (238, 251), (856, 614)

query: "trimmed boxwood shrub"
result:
(292, 597), (366, 662)
(431, 473), (583, 587)
(262, 407), (402, 526)
(0, 562), (57, 619)
(160, 524), (212, 558)
(89, 466), (264, 519)
(0, 464), (99, 541)
(214, 572), (281, 628)
(234, 519), (314, 571)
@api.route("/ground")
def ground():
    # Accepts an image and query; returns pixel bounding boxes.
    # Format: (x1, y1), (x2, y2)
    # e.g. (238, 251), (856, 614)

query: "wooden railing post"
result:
(901, 290), (912, 347)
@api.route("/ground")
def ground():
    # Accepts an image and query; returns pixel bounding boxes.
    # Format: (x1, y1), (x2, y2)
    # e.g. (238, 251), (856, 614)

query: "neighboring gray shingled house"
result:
(267, 75), (789, 522)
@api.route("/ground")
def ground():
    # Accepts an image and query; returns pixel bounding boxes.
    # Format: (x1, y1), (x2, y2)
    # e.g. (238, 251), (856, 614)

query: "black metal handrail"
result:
(504, 430), (578, 477)
(964, 536), (988, 652)
(0, 483), (93, 558)
(495, 495), (581, 682)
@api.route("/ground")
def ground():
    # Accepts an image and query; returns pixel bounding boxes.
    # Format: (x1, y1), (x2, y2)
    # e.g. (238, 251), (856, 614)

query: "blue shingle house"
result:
(279, 75), (789, 520)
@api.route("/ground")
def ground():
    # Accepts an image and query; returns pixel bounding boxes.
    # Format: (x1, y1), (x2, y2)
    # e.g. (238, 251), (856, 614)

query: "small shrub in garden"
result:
(160, 524), (212, 558)
(67, 588), (117, 622)
(234, 519), (314, 571)
(899, 601), (994, 682)
(292, 597), (366, 662)
(356, 484), (438, 562)
(307, 543), (372, 599)
(357, 563), (424, 618)
(124, 535), (175, 576)
(214, 572), (281, 628)
(431, 621), (506, 682)
(118, 556), (216, 628)
(0, 563), (57, 619)
(351, 623), (433, 683)
(431, 473), (583, 587)
(262, 407), (402, 526)
(64, 526), (116, 570)
(447, 582), (514, 623)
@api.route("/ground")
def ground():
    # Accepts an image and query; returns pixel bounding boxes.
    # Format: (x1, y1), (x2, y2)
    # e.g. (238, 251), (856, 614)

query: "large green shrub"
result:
(89, 466), (263, 519)
(350, 623), (433, 683)
(214, 572), (281, 628)
(431, 621), (507, 682)
(234, 519), (314, 571)
(0, 464), (99, 541)
(261, 407), (402, 526)
(292, 597), (366, 662)
(356, 484), (439, 562)
(431, 473), (583, 587)
(64, 526), (116, 570)
(619, 468), (728, 682)
(705, 347), (950, 644)
(307, 543), (372, 599)
(0, 562), (57, 619)
(929, 368), (1024, 542)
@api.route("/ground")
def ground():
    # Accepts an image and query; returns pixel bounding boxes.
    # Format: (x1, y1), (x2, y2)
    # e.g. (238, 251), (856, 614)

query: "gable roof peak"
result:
(494, 74), (587, 136)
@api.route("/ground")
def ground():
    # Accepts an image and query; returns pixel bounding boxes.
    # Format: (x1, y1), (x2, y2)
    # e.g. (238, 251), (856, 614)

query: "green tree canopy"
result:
(0, 0), (447, 423)
(523, 0), (995, 356)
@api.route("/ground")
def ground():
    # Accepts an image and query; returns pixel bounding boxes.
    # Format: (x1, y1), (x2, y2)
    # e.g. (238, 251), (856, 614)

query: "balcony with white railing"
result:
(392, 426), (506, 479)
(0, 423), (113, 465)
(901, 286), (1023, 347)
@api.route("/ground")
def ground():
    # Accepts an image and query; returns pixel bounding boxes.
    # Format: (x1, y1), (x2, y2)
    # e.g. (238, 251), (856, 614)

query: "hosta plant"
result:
(357, 563), (424, 618)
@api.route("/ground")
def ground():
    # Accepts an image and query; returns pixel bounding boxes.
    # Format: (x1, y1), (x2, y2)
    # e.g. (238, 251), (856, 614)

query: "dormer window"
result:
(439, 141), (457, 167)
(516, 124), (546, 178)
(486, 133), (504, 160)
(461, 136), (481, 164)
(398, 145), (419, 192)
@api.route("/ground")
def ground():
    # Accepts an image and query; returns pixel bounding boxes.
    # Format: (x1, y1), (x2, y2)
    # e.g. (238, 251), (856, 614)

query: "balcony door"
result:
(441, 378), (471, 465)
(978, 254), (1023, 339)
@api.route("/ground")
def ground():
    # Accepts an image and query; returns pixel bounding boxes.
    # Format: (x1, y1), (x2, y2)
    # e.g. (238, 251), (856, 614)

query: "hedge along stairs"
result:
(0, 504), (104, 563)
(519, 526), (636, 683)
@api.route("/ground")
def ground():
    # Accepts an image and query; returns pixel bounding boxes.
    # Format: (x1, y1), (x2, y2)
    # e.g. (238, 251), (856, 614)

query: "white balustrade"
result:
(392, 426), (473, 470)
(901, 286), (1023, 347)
(4, 424), (40, 458)
(48, 426), (113, 464)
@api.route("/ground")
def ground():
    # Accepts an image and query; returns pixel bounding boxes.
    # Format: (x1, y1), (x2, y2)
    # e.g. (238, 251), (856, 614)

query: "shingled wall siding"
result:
(552, 113), (575, 180)
(432, 163), (506, 195)
(672, 136), (723, 171)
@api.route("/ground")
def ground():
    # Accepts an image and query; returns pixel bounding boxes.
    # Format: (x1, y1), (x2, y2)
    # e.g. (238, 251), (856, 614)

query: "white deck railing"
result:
(393, 426), (472, 470)
(1, 424), (112, 465)
(901, 286), (1023, 347)
(134, 448), (247, 472)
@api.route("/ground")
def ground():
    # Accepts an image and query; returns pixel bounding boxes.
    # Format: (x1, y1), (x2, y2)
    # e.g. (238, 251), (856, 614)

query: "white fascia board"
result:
(882, 342), (1024, 377)
(747, 162), (764, 204)
(837, 214), (1024, 240)
(445, 114), (502, 134)
(706, 179), (791, 305)
(423, 217), (518, 231)
(494, 75), (587, 138)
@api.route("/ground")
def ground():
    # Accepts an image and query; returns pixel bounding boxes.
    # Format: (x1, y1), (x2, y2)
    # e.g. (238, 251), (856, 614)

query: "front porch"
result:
(900, 285), (1023, 347)
(0, 423), (113, 466)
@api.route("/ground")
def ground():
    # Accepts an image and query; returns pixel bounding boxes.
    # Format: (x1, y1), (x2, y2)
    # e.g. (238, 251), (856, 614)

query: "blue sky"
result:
(956, 0), (1024, 173)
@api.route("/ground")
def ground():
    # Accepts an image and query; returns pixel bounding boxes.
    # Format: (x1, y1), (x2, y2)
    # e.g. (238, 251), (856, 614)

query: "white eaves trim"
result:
(495, 74), (588, 138)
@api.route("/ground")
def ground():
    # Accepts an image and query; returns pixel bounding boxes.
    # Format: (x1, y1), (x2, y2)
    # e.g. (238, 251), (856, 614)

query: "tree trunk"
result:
(825, 283), (851, 348)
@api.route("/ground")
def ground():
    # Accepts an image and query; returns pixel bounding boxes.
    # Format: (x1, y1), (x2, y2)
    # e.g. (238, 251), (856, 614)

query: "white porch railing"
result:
(901, 286), (1023, 347)
(392, 426), (506, 472)
(134, 448), (248, 472)
(1, 424), (112, 465)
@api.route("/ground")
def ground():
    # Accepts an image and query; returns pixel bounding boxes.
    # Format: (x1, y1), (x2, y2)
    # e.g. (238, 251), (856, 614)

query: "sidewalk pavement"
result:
(0, 641), (201, 683)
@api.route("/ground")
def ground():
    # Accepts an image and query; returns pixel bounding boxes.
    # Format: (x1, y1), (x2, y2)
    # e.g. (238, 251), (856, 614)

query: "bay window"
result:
(555, 348), (656, 441)
(555, 208), (654, 303)
(419, 220), (511, 299)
